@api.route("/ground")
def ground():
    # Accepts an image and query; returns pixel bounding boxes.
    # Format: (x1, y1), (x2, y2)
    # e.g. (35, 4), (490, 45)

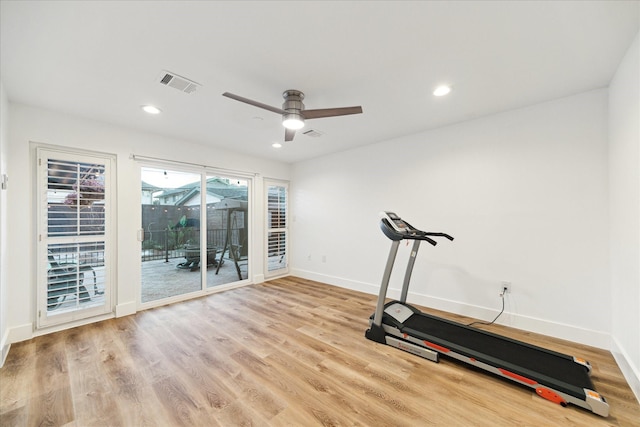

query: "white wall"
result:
(0, 82), (9, 365)
(5, 103), (290, 344)
(292, 89), (610, 348)
(609, 32), (640, 402)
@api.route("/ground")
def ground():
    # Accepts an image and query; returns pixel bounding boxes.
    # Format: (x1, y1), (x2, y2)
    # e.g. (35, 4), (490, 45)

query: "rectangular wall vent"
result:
(157, 70), (201, 94)
(302, 129), (324, 138)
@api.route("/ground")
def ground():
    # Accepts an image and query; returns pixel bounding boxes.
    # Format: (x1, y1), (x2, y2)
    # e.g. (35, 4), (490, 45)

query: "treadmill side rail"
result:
(585, 390), (609, 417)
(386, 336), (439, 362)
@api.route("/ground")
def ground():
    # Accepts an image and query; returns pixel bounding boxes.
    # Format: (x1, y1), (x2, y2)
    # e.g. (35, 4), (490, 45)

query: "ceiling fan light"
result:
(282, 113), (305, 130)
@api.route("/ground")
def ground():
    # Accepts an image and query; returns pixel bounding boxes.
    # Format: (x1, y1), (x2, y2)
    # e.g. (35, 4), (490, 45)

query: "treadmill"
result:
(365, 212), (609, 417)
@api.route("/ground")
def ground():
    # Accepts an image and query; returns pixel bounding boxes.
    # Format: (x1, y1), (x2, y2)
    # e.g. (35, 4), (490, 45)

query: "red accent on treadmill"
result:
(498, 368), (537, 385)
(536, 387), (567, 406)
(423, 340), (450, 353)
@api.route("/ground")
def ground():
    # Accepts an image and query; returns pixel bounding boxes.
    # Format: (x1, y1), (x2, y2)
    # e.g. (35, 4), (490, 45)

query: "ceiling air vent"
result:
(157, 70), (201, 94)
(302, 129), (324, 138)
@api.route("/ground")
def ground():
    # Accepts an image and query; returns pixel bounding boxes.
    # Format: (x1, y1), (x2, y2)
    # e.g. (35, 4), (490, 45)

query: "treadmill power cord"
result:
(467, 290), (506, 327)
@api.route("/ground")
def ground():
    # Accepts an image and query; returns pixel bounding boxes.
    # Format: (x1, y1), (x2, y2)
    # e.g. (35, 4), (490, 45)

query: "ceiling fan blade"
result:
(284, 128), (296, 142)
(222, 92), (285, 115)
(302, 106), (363, 119)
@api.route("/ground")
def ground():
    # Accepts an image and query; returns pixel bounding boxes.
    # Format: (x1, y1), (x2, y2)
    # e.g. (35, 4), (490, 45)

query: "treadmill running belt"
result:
(400, 311), (594, 396)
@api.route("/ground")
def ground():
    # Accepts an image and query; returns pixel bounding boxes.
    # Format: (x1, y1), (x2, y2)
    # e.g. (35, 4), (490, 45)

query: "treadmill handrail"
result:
(380, 218), (449, 245)
(422, 231), (454, 241)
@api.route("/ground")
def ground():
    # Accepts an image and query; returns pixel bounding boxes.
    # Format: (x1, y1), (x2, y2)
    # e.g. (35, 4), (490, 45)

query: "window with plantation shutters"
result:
(47, 159), (106, 236)
(266, 182), (288, 276)
(36, 147), (114, 328)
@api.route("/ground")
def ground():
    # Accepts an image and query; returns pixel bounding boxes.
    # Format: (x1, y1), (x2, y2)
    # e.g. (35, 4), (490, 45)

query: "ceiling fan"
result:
(222, 90), (363, 141)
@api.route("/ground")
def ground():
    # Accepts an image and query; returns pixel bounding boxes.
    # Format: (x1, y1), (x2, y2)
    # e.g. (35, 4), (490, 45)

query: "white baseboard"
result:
(115, 301), (137, 317)
(291, 268), (380, 295)
(291, 268), (611, 349)
(8, 323), (33, 344)
(612, 337), (640, 404)
(253, 273), (265, 284)
(1, 328), (10, 367)
(31, 313), (114, 339)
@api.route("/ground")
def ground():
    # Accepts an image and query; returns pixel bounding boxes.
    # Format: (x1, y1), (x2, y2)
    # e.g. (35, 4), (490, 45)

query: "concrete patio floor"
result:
(46, 252), (288, 314)
(141, 255), (248, 302)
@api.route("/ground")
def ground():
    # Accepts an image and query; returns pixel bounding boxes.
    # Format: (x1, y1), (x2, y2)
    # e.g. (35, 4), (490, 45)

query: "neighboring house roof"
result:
(155, 178), (248, 206)
(174, 188), (225, 206)
(141, 180), (161, 192)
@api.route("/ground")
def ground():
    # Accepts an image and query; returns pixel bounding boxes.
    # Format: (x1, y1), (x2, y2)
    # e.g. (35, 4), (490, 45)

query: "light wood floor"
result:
(1, 277), (639, 426)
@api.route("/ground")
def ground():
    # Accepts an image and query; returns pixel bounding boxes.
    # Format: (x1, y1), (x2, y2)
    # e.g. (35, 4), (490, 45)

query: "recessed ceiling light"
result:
(141, 105), (162, 114)
(433, 85), (452, 97)
(272, 142), (282, 149)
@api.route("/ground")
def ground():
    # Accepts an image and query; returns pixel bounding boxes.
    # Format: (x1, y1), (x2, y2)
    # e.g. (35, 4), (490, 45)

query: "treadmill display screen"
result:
(393, 220), (408, 230)
(382, 212), (410, 233)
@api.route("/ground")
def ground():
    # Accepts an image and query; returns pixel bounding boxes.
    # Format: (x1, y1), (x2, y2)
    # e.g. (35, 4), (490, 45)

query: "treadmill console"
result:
(380, 211), (412, 234)
(379, 212), (453, 245)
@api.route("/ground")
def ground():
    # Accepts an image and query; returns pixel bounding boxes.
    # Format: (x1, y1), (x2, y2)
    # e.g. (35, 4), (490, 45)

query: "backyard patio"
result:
(47, 252), (249, 314)
(47, 250), (287, 313)
(141, 253), (248, 302)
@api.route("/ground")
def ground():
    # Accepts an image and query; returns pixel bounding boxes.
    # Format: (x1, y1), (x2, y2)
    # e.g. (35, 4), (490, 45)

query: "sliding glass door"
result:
(140, 168), (201, 303)
(140, 166), (250, 305)
(205, 174), (249, 288)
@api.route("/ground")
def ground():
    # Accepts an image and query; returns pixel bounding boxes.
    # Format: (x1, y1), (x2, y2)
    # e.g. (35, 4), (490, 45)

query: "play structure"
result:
(172, 198), (247, 280)
(214, 198), (248, 281)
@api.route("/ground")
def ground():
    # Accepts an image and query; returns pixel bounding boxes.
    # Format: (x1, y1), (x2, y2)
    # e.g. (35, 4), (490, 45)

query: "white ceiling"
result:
(1, 1), (638, 164)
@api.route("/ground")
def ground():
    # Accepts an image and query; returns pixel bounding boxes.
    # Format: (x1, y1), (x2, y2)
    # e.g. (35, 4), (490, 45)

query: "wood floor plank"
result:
(0, 404), (26, 427)
(26, 386), (75, 427)
(214, 400), (269, 427)
(1, 276), (639, 426)
(66, 349), (122, 426)
(234, 351), (355, 426)
(0, 341), (36, 414)
(156, 339), (238, 413)
(266, 344), (421, 426)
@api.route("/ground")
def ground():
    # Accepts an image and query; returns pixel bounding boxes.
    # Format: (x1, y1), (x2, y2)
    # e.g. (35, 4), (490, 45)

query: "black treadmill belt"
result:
(400, 312), (594, 396)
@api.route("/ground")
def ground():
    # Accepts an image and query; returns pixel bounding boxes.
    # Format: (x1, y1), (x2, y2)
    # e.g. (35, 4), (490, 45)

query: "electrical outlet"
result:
(500, 281), (511, 296)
